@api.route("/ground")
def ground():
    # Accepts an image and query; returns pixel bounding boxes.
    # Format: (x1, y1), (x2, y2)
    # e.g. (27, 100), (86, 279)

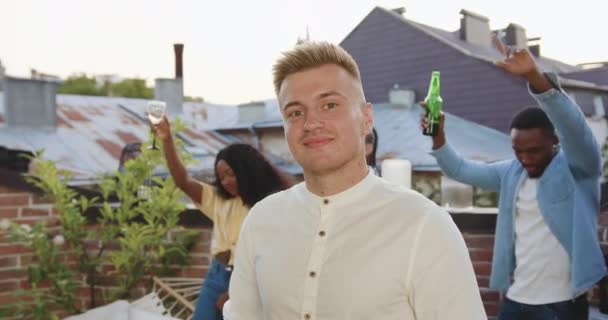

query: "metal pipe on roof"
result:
(174, 44), (184, 79)
(250, 123), (262, 151)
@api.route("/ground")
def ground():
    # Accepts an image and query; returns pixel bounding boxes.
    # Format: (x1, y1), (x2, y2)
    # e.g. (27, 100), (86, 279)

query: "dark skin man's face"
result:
(511, 128), (558, 178)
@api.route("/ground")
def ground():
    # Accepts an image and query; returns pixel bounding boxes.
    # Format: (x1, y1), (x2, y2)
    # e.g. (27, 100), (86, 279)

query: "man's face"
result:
(278, 64), (373, 176)
(511, 128), (557, 178)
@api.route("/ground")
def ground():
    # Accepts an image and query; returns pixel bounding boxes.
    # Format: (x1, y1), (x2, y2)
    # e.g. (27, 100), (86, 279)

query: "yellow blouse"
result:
(195, 182), (250, 264)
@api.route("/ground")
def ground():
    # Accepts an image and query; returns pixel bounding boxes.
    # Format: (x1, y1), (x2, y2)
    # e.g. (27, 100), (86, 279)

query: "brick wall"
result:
(0, 182), (213, 318)
(598, 208), (608, 255)
(595, 207), (608, 308)
(0, 184), (49, 309)
(462, 232), (500, 317)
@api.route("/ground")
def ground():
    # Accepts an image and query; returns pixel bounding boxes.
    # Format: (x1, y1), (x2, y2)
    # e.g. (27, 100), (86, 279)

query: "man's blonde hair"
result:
(272, 41), (361, 95)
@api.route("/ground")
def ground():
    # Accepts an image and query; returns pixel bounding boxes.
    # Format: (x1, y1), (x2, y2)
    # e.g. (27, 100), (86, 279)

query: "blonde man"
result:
(227, 42), (486, 320)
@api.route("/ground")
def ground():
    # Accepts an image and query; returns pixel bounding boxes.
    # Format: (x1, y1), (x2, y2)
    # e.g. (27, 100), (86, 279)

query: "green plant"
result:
(98, 119), (198, 299)
(1, 119), (198, 318)
(2, 222), (79, 320)
(58, 74), (155, 99)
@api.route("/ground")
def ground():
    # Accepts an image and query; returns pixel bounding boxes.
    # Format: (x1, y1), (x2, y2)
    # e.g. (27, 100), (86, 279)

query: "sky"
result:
(1, 0), (607, 104)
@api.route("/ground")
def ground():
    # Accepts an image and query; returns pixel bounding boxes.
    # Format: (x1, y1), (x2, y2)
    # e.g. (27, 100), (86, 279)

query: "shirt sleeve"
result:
(406, 205), (487, 319)
(227, 212), (264, 319)
(530, 74), (601, 178)
(195, 182), (219, 222)
(431, 143), (507, 191)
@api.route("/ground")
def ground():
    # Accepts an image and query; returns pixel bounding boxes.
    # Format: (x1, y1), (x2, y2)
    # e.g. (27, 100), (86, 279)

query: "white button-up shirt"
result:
(228, 171), (485, 320)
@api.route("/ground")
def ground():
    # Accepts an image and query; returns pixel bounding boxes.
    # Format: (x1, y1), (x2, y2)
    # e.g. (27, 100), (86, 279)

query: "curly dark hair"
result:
(213, 143), (292, 207)
(118, 142), (142, 172)
(365, 127), (378, 168)
(510, 107), (555, 137)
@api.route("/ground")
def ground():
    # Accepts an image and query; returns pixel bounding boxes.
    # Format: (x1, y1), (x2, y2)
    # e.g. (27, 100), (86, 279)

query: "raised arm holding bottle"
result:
(423, 35), (605, 320)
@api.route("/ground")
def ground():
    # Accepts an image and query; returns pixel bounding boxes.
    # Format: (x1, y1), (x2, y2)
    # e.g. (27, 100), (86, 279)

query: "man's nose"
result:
(303, 110), (323, 131)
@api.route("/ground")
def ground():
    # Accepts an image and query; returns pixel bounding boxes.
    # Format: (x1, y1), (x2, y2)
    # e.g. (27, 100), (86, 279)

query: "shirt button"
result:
(309, 271), (316, 277)
(304, 314), (311, 320)
(318, 230), (326, 237)
(323, 199), (329, 205)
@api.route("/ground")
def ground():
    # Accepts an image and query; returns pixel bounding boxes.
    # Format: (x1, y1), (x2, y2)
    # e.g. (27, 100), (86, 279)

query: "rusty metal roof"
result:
(0, 93), (241, 184)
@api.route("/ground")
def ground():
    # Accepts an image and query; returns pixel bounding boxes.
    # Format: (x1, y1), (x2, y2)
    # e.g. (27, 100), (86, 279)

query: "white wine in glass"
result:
(146, 101), (167, 150)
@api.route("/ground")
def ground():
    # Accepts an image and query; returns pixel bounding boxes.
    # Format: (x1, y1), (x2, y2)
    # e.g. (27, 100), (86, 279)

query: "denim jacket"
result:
(431, 75), (606, 295)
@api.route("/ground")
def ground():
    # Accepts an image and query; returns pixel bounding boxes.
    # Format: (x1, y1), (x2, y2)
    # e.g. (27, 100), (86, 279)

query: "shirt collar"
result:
(295, 169), (377, 208)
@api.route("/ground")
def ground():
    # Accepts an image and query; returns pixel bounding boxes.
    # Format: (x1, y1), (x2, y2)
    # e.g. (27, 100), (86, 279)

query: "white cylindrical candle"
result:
(381, 159), (412, 189)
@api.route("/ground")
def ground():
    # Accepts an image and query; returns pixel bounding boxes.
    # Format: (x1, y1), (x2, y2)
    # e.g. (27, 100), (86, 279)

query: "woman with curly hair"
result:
(151, 117), (292, 320)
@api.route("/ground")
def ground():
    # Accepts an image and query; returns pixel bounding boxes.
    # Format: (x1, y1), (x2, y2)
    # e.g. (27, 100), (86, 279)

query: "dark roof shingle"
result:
(340, 7), (601, 133)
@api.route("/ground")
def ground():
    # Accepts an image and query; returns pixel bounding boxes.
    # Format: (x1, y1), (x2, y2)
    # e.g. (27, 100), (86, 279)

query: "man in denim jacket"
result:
(425, 38), (607, 319)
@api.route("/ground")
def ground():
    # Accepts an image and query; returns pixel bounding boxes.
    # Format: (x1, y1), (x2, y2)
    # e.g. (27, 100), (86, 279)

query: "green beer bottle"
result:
(423, 71), (443, 137)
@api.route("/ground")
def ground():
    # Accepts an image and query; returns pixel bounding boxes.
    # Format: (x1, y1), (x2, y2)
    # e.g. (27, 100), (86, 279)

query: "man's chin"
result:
(305, 165), (335, 176)
(300, 160), (339, 176)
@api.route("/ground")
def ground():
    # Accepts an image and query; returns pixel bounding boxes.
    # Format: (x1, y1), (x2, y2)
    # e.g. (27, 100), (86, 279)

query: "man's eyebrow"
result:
(318, 91), (345, 99)
(282, 91), (346, 110)
(282, 100), (301, 111)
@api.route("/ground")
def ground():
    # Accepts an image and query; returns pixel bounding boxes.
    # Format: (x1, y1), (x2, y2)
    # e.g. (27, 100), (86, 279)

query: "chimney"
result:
(154, 78), (183, 116)
(174, 43), (184, 78)
(4, 77), (59, 128)
(154, 44), (184, 116)
(504, 23), (527, 49)
(527, 37), (541, 57)
(392, 7), (406, 16)
(459, 9), (491, 48)
(388, 84), (415, 107)
(0, 60), (5, 91)
(528, 45), (540, 57)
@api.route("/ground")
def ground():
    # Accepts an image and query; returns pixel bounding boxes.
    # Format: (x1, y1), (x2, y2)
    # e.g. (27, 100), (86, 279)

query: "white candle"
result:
(381, 159), (412, 189)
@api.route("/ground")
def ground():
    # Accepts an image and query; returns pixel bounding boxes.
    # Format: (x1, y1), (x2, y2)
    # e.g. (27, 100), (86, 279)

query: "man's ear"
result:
(362, 102), (374, 134)
(551, 132), (559, 146)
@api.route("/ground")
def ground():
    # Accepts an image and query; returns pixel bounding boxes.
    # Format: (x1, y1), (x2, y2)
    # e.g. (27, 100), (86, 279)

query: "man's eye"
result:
(287, 110), (304, 118)
(324, 102), (337, 110)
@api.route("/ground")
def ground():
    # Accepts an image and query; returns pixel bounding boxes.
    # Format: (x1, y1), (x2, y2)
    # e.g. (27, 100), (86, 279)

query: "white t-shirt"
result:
(228, 171), (486, 320)
(507, 178), (572, 304)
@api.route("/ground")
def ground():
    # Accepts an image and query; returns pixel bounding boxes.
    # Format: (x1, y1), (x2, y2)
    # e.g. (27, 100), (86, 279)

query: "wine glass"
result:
(146, 100), (167, 150)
